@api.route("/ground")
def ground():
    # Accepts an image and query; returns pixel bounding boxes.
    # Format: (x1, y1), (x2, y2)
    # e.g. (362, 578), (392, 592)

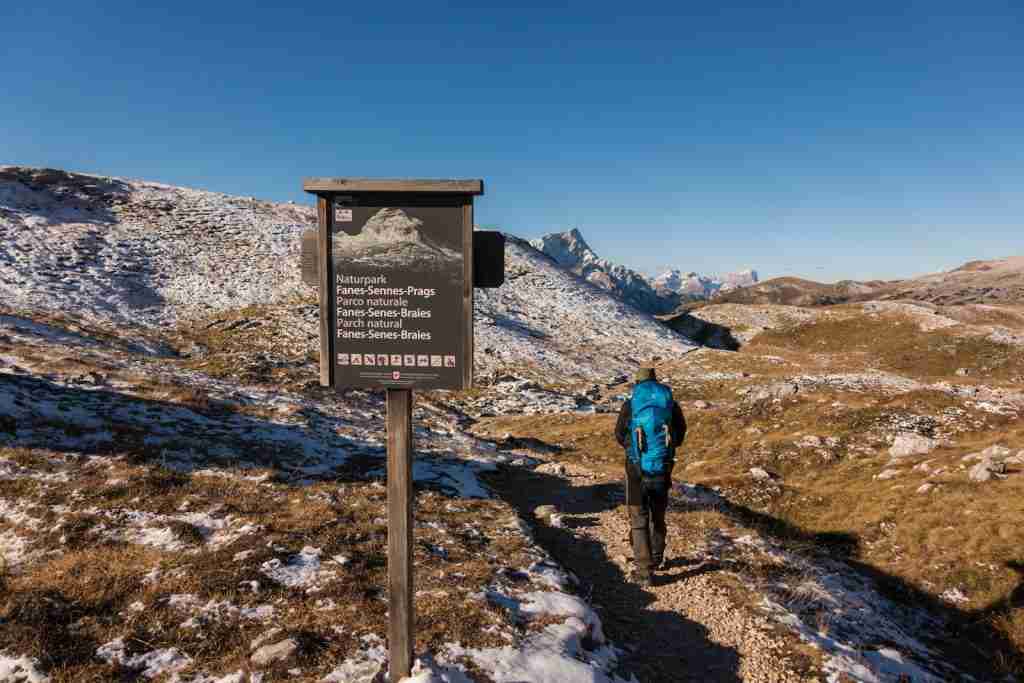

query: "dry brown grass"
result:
(747, 313), (1024, 384)
(169, 303), (319, 392)
(1, 437), (561, 680)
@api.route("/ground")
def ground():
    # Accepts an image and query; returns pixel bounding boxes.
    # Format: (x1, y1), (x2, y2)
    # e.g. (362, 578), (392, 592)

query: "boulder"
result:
(889, 434), (937, 458)
(749, 467), (775, 481)
(875, 469), (900, 481)
(968, 459), (1007, 483)
(963, 445), (1013, 464)
(980, 444), (1013, 460)
(748, 383), (799, 402)
(251, 638), (298, 666)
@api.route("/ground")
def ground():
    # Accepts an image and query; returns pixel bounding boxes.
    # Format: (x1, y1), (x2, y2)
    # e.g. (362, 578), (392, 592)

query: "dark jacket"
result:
(615, 383), (687, 452)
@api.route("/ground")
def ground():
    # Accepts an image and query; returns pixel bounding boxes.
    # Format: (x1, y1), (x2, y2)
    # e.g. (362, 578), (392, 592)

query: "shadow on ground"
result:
(0, 166), (133, 227)
(0, 373), (384, 486)
(662, 312), (742, 351)
(682, 486), (1023, 681)
(485, 465), (743, 683)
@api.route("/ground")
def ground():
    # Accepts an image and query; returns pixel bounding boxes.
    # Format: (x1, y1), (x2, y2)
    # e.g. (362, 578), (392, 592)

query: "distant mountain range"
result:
(530, 227), (1024, 314)
(652, 268), (759, 298)
(529, 228), (758, 315)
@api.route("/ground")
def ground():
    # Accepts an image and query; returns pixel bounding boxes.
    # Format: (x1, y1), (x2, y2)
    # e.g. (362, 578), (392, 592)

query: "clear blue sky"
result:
(4, 1), (1022, 282)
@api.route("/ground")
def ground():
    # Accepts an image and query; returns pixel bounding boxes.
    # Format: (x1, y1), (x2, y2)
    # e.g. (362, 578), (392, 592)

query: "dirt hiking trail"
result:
(487, 458), (822, 683)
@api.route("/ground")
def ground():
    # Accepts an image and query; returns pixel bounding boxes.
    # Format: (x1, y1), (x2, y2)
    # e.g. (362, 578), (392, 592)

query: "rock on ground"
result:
(889, 433), (937, 458)
(250, 638), (298, 666)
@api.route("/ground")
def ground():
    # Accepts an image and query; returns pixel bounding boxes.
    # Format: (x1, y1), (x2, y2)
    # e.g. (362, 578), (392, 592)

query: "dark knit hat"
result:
(634, 367), (656, 383)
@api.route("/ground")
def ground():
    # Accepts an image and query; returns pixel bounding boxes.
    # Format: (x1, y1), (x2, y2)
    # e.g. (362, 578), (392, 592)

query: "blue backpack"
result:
(628, 380), (675, 476)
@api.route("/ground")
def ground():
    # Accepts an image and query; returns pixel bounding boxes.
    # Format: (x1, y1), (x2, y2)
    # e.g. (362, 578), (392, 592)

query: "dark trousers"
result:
(625, 458), (670, 572)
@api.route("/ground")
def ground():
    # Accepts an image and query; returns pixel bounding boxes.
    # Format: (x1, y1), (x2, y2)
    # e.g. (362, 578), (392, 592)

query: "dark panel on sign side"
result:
(472, 231), (505, 288)
(300, 229), (318, 287)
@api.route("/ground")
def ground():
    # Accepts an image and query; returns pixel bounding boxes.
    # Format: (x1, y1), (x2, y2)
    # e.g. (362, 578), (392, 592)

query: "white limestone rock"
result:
(889, 434), (937, 458)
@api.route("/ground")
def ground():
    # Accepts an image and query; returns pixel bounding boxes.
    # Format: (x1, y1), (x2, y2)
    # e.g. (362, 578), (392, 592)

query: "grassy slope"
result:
(0, 306), (579, 681)
(476, 304), (1024, 677)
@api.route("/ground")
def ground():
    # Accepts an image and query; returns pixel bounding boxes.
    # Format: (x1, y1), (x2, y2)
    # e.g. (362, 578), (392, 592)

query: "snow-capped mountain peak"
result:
(653, 267), (759, 298)
(530, 228), (759, 312)
(530, 228), (601, 270)
(529, 229), (679, 315)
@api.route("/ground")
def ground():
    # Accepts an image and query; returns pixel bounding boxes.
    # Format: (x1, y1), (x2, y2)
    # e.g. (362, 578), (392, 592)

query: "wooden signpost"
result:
(302, 178), (500, 682)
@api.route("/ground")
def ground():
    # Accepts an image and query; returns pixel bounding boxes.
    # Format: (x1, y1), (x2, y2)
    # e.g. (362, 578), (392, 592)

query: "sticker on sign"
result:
(336, 208), (353, 222)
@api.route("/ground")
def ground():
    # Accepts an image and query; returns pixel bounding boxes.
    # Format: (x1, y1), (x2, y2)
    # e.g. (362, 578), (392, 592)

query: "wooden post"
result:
(462, 199), (474, 390)
(386, 388), (414, 681)
(317, 196), (335, 387)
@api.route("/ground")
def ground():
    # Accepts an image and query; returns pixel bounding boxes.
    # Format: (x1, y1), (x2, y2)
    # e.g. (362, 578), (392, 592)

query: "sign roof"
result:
(303, 178), (484, 195)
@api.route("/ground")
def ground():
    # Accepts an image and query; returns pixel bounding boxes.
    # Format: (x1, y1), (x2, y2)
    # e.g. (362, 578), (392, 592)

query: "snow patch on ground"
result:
(0, 653), (49, 683)
(95, 638), (192, 679)
(443, 615), (631, 683)
(163, 593), (276, 628)
(261, 546), (335, 590)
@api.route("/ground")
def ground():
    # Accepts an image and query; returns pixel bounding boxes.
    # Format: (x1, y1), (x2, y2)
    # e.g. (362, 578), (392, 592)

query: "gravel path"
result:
(488, 460), (821, 683)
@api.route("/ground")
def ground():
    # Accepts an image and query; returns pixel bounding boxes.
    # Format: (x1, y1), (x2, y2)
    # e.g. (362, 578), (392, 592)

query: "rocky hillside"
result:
(0, 166), (697, 386)
(884, 255), (1024, 305)
(705, 257), (1024, 308)
(694, 276), (889, 307)
(0, 166), (312, 327)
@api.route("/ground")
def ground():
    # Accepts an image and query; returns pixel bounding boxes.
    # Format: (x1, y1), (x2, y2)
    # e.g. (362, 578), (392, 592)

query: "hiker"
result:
(615, 367), (686, 586)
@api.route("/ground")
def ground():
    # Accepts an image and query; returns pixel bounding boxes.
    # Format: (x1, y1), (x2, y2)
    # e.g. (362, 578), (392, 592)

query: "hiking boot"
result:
(630, 569), (653, 587)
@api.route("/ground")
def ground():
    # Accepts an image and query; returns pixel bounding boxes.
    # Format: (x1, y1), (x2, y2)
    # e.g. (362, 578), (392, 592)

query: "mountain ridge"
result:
(529, 228), (760, 313)
(529, 228), (681, 315)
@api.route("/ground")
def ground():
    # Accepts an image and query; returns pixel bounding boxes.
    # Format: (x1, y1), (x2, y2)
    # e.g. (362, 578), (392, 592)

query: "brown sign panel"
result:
(330, 195), (471, 391)
(300, 229), (318, 286)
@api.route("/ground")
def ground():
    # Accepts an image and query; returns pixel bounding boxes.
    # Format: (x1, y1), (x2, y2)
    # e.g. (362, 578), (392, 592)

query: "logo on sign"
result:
(392, 371), (401, 380)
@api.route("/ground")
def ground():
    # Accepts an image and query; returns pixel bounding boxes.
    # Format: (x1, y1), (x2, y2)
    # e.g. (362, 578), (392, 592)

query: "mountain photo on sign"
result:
(333, 207), (460, 282)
